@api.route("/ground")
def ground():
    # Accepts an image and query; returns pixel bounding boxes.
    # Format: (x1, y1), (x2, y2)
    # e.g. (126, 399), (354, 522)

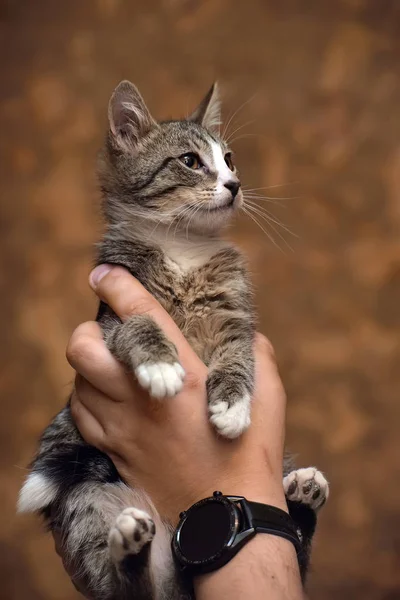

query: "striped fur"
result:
(18, 81), (326, 599)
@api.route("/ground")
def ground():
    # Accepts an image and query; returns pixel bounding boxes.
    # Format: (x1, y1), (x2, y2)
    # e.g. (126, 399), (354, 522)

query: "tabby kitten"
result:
(18, 81), (329, 600)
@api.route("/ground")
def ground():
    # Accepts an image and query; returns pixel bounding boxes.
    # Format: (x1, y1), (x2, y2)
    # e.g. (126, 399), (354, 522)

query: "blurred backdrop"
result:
(1, 0), (400, 598)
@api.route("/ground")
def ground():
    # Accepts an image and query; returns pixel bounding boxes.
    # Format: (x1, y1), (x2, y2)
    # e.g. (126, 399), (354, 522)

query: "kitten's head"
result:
(98, 80), (242, 235)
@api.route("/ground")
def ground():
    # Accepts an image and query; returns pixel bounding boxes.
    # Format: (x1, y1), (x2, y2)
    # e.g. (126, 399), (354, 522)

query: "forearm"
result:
(194, 535), (304, 600)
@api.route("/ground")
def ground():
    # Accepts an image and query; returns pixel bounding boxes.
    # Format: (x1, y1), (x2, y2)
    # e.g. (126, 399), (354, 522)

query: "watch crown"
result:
(179, 511), (186, 519)
(213, 491), (223, 497)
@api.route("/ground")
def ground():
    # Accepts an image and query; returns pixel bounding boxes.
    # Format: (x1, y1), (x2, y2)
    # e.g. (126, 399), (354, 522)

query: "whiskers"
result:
(107, 185), (298, 253)
(242, 182), (301, 201)
(225, 121), (255, 145)
(241, 192), (298, 252)
(222, 94), (257, 141)
(163, 200), (203, 242)
(221, 97), (300, 251)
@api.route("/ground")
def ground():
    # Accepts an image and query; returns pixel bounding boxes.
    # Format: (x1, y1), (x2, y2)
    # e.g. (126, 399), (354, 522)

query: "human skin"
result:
(60, 266), (303, 599)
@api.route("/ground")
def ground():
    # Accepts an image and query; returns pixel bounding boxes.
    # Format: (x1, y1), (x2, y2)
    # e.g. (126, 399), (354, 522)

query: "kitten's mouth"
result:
(200, 197), (236, 213)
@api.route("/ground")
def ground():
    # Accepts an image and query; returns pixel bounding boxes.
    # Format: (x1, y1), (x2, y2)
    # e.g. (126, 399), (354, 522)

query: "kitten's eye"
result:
(180, 153), (202, 169)
(224, 153), (234, 171)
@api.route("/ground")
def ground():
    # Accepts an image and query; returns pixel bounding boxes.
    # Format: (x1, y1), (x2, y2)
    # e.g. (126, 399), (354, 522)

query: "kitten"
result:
(18, 81), (329, 600)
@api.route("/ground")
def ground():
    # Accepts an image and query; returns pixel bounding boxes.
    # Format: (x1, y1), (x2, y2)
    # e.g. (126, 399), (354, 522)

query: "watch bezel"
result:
(172, 493), (253, 572)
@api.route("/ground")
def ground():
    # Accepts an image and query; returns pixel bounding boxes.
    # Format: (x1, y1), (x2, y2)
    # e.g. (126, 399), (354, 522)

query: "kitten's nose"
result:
(224, 180), (241, 199)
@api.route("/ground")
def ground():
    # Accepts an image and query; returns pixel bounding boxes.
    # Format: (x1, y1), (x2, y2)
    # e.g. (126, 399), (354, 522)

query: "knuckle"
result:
(96, 424), (121, 455)
(66, 331), (96, 368)
(71, 396), (109, 452)
(102, 424), (120, 448)
(123, 296), (157, 319)
(97, 269), (158, 320)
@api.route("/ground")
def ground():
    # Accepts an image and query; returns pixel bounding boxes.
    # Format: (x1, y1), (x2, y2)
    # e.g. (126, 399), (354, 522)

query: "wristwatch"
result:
(172, 491), (303, 576)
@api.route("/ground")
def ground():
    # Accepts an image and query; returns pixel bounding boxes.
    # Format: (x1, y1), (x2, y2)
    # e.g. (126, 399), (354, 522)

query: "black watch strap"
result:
(246, 501), (303, 555)
(172, 493), (304, 578)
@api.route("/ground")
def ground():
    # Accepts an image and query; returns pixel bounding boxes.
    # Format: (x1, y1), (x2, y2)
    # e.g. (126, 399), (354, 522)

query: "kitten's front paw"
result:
(209, 395), (251, 439)
(109, 507), (155, 562)
(135, 361), (185, 399)
(283, 468), (329, 511)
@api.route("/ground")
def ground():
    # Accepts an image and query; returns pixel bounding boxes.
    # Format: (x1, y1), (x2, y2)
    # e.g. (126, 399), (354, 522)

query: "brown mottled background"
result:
(1, 0), (399, 598)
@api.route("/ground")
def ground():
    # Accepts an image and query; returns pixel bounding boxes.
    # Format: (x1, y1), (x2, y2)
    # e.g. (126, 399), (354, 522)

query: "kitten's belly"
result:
(171, 308), (222, 366)
(147, 258), (242, 366)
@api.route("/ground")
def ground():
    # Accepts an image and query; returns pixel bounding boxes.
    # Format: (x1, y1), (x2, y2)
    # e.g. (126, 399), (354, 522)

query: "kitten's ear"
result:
(108, 80), (157, 151)
(188, 83), (221, 133)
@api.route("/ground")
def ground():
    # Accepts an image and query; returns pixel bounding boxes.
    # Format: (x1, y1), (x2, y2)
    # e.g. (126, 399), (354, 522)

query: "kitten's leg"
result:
(105, 315), (185, 399)
(52, 483), (158, 600)
(206, 319), (254, 439)
(283, 468), (329, 582)
(19, 408), (180, 599)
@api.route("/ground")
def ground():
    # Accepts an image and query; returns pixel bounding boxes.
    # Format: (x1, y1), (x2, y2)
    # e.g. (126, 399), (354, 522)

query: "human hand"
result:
(67, 266), (288, 524)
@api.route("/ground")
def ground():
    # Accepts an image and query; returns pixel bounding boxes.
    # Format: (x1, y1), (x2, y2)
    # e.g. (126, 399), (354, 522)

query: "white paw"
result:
(283, 467), (329, 511)
(135, 361), (185, 399)
(209, 395), (251, 439)
(109, 507), (155, 562)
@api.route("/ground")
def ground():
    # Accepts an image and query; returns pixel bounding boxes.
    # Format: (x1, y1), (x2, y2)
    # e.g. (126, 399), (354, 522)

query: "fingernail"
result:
(89, 264), (113, 288)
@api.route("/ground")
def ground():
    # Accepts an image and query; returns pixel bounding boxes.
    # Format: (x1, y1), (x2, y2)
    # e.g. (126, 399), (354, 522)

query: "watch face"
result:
(177, 499), (238, 563)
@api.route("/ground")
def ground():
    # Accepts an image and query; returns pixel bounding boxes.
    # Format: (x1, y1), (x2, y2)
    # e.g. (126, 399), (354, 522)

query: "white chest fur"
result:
(160, 235), (229, 275)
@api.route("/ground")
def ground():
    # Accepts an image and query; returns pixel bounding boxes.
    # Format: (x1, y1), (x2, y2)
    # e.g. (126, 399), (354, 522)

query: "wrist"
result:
(172, 491), (303, 599)
(194, 535), (303, 600)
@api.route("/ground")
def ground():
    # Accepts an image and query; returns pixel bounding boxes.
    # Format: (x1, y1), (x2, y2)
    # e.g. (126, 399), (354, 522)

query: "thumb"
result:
(89, 265), (206, 375)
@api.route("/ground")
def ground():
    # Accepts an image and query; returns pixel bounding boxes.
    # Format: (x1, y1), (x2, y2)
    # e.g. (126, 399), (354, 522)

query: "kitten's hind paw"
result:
(135, 361), (185, 399)
(283, 468), (329, 511)
(109, 507), (155, 562)
(209, 395), (251, 439)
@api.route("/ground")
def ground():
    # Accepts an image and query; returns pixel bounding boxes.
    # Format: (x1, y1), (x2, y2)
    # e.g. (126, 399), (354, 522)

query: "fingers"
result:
(89, 266), (203, 372)
(66, 321), (132, 402)
(70, 387), (108, 450)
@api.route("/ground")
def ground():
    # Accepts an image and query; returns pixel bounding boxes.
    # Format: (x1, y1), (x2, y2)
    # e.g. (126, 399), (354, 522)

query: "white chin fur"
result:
(191, 207), (234, 232)
(17, 473), (58, 513)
